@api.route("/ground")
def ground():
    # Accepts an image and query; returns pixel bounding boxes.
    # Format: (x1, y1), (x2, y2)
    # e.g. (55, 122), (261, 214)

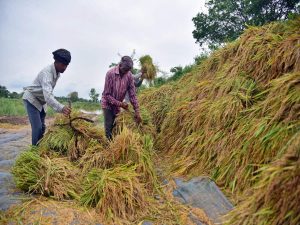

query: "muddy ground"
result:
(0, 117), (34, 211)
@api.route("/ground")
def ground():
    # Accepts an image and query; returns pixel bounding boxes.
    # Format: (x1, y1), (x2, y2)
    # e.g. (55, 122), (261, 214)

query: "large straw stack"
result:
(139, 17), (300, 224)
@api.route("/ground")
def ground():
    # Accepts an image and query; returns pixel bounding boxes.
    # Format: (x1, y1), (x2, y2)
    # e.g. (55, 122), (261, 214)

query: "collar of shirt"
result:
(51, 63), (60, 80)
(113, 65), (131, 77)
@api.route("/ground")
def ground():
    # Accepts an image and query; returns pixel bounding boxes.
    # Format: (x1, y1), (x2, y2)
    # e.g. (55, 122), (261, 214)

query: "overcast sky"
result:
(0, 0), (206, 99)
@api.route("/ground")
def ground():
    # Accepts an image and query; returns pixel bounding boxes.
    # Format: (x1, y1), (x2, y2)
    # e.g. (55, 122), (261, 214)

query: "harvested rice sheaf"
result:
(12, 148), (81, 200)
(139, 55), (157, 80)
(80, 165), (150, 223)
(38, 126), (73, 155)
(82, 125), (159, 189)
(39, 111), (107, 160)
(12, 147), (41, 192)
(110, 128), (158, 186)
(114, 106), (156, 137)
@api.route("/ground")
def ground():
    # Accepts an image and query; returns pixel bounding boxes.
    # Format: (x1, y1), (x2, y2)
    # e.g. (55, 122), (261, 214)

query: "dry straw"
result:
(139, 17), (300, 224)
(139, 55), (157, 80)
(225, 131), (300, 225)
(80, 164), (150, 223)
(114, 106), (156, 137)
(13, 148), (80, 200)
(39, 112), (108, 160)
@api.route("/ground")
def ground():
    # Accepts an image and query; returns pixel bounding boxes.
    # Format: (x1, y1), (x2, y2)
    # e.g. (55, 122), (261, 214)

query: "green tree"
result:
(68, 91), (79, 102)
(192, 0), (300, 49)
(9, 91), (20, 99)
(89, 88), (99, 103)
(0, 85), (9, 98)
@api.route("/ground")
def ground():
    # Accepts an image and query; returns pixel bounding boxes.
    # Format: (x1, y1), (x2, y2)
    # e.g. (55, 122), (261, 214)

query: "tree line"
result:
(192, 0), (300, 49)
(0, 85), (101, 103)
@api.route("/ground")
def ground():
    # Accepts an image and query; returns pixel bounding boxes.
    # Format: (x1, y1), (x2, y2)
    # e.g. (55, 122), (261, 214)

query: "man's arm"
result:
(128, 75), (140, 116)
(102, 71), (123, 107)
(41, 72), (65, 112)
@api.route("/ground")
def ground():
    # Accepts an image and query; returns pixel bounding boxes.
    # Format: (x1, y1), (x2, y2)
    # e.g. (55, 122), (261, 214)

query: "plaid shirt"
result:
(101, 65), (140, 115)
(22, 63), (64, 112)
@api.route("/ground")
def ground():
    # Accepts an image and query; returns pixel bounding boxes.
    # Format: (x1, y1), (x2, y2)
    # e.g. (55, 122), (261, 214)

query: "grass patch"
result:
(0, 98), (27, 116)
(0, 98), (101, 117)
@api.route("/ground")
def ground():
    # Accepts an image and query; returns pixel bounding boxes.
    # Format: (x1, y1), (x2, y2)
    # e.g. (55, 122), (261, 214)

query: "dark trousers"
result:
(24, 100), (46, 145)
(103, 108), (116, 141)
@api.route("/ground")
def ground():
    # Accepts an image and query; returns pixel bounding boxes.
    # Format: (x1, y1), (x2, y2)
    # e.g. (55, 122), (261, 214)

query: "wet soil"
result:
(0, 125), (30, 211)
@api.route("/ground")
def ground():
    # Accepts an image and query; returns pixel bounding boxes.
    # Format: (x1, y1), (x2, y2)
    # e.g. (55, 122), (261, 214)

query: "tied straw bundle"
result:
(139, 55), (157, 80)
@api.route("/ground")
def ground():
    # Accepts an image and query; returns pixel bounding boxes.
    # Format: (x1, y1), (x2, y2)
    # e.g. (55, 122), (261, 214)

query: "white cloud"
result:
(0, 0), (206, 99)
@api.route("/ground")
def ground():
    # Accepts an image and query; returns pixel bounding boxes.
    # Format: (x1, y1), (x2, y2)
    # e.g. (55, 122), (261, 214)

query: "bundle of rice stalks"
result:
(38, 126), (73, 155)
(12, 149), (81, 200)
(110, 127), (158, 187)
(114, 106), (156, 137)
(36, 157), (81, 200)
(40, 111), (107, 160)
(251, 72), (300, 123)
(83, 126), (158, 189)
(78, 142), (107, 173)
(225, 132), (300, 225)
(139, 55), (157, 80)
(12, 147), (42, 192)
(80, 164), (150, 223)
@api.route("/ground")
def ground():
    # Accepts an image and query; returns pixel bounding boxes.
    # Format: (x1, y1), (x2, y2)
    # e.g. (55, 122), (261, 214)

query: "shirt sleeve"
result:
(128, 75), (140, 115)
(103, 71), (123, 107)
(41, 72), (64, 112)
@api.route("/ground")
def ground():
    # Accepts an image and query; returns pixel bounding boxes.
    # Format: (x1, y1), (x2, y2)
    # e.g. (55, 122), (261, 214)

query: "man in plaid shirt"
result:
(101, 56), (142, 140)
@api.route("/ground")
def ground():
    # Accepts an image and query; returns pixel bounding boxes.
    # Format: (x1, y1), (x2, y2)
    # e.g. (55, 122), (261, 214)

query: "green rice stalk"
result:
(80, 164), (150, 223)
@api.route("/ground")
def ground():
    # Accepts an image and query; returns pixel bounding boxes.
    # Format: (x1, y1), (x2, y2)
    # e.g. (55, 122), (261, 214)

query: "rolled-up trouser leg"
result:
(103, 108), (116, 141)
(24, 100), (46, 145)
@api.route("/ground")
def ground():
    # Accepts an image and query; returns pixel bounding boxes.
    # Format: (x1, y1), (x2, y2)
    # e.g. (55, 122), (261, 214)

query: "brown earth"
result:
(0, 116), (29, 125)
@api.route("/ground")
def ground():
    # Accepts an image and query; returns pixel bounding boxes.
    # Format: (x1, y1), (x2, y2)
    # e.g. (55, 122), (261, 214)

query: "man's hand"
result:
(121, 102), (129, 110)
(135, 114), (142, 124)
(62, 106), (71, 116)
